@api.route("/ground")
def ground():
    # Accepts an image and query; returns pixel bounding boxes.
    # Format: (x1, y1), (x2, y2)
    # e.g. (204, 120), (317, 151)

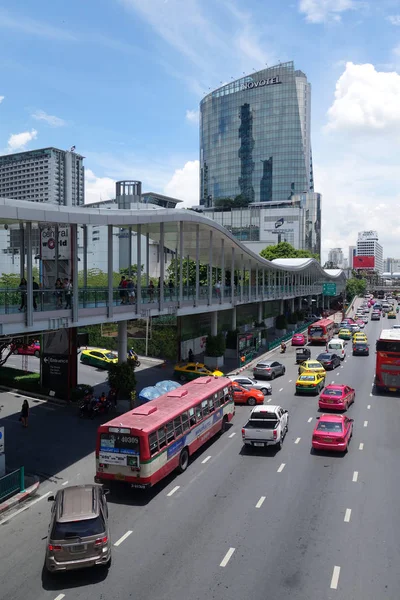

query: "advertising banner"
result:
(353, 256), (375, 269)
(40, 225), (70, 260)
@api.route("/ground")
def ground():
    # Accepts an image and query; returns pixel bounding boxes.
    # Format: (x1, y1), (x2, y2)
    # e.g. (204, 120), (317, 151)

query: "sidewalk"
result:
(0, 474), (40, 516)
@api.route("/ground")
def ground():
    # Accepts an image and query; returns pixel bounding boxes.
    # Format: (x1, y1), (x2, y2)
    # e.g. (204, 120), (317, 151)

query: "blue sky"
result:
(1, 0), (400, 260)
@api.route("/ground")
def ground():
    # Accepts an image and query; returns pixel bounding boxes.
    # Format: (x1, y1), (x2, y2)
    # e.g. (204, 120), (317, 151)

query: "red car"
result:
(319, 384), (355, 411)
(291, 333), (307, 346)
(312, 414), (354, 452)
(11, 341), (40, 358)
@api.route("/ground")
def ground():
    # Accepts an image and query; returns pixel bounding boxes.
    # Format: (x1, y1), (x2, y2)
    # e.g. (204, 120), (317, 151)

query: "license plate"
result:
(115, 473), (125, 480)
(254, 442), (264, 447)
(324, 437), (331, 442)
(70, 544), (86, 553)
(389, 388), (396, 392)
(325, 400), (333, 403)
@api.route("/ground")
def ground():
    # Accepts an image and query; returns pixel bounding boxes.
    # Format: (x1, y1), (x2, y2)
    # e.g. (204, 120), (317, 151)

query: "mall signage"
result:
(40, 225), (70, 260)
(241, 76), (280, 90)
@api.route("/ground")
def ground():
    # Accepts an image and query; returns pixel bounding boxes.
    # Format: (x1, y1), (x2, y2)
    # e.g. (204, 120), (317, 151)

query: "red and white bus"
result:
(375, 329), (400, 393)
(308, 318), (335, 344)
(95, 376), (235, 489)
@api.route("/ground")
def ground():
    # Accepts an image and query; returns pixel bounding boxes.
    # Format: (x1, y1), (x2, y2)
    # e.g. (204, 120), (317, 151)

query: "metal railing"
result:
(0, 466), (25, 502)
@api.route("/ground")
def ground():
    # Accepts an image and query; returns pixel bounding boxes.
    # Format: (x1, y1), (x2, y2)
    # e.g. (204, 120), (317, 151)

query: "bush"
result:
(70, 384), (94, 403)
(254, 321), (266, 328)
(225, 329), (239, 350)
(0, 366), (40, 393)
(275, 314), (287, 330)
(107, 362), (136, 396)
(296, 310), (305, 321)
(205, 333), (226, 357)
(133, 326), (178, 361)
(287, 312), (298, 325)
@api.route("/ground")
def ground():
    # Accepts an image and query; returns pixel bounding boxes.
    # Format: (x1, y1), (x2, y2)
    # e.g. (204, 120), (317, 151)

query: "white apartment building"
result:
(356, 231), (383, 273)
(328, 247), (344, 268)
(0, 147), (84, 206)
(384, 258), (400, 273)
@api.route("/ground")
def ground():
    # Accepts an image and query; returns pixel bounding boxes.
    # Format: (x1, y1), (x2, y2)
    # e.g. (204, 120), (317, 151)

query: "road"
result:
(1, 305), (399, 600)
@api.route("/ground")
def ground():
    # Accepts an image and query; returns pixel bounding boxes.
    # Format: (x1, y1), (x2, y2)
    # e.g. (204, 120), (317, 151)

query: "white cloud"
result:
(32, 109), (66, 127)
(299, 0), (357, 23)
(185, 109), (199, 124)
(0, 9), (77, 41)
(387, 15), (400, 26)
(325, 62), (400, 132)
(84, 169), (116, 204)
(164, 160), (199, 208)
(0, 96), (4, 104)
(7, 129), (37, 152)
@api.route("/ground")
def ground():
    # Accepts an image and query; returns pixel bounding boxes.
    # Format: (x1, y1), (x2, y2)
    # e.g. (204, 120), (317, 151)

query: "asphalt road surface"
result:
(1, 305), (399, 600)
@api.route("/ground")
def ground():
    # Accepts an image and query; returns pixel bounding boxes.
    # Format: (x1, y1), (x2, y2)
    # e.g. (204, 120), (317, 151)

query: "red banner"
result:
(353, 255), (375, 269)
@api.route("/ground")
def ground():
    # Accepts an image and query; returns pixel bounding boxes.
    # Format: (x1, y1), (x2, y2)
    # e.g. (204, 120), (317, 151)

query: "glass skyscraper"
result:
(200, 61), (314, 206)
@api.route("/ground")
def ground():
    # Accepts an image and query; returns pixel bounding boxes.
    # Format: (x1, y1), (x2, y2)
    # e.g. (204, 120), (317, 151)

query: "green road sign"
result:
(323, 283), (337, 296)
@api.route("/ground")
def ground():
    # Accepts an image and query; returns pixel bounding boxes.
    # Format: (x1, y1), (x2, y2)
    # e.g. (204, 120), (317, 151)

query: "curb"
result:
(0, 478), (40, 515)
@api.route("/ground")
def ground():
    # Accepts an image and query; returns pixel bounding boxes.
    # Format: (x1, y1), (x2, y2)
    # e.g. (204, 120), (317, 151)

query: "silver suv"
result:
(253, 360), (285, 380)
(45, 484), (111, 573)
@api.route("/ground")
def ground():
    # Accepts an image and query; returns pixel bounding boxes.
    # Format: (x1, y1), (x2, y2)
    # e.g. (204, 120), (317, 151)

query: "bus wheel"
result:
(178, 448), (189, 473)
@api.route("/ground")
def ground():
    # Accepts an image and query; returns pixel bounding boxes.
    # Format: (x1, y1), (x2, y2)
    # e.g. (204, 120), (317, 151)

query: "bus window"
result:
(174, 416), (183, 437)
(188, 408), (196, 426)
(208, 398), (214, 413)
(195, 404), (202, 421)
(166, 421), (175, 443)
(149, 431), (158, 455)
(158, 427), (166, 449)
(201, 399), (209, 416)
(181, 412), (190, 431)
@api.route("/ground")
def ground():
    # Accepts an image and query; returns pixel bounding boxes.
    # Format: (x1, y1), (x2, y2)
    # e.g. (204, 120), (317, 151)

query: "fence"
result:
(0, 467), (25, 503)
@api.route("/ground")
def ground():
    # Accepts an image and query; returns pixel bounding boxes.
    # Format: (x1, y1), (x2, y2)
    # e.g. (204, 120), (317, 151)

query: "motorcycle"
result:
(280, 344), (287, 354)
(79, 396), (96, 419)
(91, 398), (112, 416)
(128, 354), (141, 368)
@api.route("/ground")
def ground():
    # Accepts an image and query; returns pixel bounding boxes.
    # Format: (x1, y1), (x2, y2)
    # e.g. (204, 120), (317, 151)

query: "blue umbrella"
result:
(138, 386), (163, 404)
(155, 380), (181, 393)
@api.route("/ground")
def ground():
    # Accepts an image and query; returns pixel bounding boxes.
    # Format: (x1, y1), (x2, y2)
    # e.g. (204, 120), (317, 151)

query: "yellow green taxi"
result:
(80, 348), (118, 369)
(295, 372), (326, 395)
(173, 362), (223, 382)
(353, 332), (367, 343)
(338, 328), (352, 340)
(298, 360), (326, 376)
(388, 311), (397, 319)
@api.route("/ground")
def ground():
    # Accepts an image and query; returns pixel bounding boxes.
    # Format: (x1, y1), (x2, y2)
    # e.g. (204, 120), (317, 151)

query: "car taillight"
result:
(48, 544), (62, 552)
(241, 428), (245, 437)
(336, 438), (345, 444)
(94, 536), (108, 546)
(312, 435), (318, 441)
(265, 368), (271, 371)
(273, 429), (277, 439)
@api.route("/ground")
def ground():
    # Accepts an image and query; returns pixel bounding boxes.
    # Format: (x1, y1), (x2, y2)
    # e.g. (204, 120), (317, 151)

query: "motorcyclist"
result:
(280, 341), (286, 354)
(99, 392), (107, 403)
(128, 348), (138, 361)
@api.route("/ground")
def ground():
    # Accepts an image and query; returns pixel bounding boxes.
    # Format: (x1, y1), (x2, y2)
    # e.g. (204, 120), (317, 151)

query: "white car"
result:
(228, 376), (272, 395)
(356, 321), (365, 329)
(350, 324), (360, 333)
(362, 315), (369, 323)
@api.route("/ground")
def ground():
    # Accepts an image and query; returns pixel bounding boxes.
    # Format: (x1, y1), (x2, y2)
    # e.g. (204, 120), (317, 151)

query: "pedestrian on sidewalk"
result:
(18, 277), (27, 311)
(32, 276), (39, 311)
(20, 399), (29, 428)
(64, 278), (72, 309)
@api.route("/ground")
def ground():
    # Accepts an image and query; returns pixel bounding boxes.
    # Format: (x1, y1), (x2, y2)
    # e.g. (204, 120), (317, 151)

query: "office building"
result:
(355, 231), (383, 273)
(0, 147), (84, 206)
(348, 246), (356, 268)
(328, 248), (344, 268)
(200, 61), (313, 206)
(384, 258), (400, 273)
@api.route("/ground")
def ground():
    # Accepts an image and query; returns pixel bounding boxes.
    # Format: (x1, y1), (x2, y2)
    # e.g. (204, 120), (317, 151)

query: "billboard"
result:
(353, 255), (375, 270)
(40, 225), (70, 260)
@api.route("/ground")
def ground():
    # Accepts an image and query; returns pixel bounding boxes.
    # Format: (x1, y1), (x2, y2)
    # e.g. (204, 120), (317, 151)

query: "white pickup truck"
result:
(241, 405), (289, 450)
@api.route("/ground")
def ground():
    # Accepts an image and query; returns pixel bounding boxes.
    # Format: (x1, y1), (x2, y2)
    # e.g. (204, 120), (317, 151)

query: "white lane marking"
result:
(279, 388), (283, 392)
(340, 366), (344, 369)
(220, 547), (235, 567)
(359, 443), (364, 450)
(307, 417), (313, 423)
(277, 463), (285, 473)
(352, 471), (359, 482)
(331, 381), (335, 384)
(267, 398), (272, 403)
(61, 481), (69, 486)
(289, 380), (292, 383)
(167, 485), (180, 497)
(228, 432), (236, 438)
(54, 595), (65, 600)
(367, 404), (371, 409)
(295, 437), (301, 444)
(114, 530), (133, 547)
(202, 456), (211, 464)
(344, 508), (352, 522)
(364, 421), (368, 427)
(255, 496), (266, 509)
(330, 566), (341, 589)
(0, 491), (52, 526)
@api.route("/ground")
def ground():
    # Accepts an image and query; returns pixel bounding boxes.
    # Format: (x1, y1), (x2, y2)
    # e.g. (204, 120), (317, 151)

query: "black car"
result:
(353, 342), (369, 356)
(316, 352), (341, 370)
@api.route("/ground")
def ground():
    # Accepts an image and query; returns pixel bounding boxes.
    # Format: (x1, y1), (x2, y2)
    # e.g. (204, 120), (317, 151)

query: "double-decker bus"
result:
(95, 376), (235, 489)
(375, 329), (400, 393)
(308, 318), (335, 344)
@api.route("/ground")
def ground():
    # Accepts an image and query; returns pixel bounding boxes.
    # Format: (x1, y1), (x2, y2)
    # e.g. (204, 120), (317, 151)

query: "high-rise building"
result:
(348, 246), (356, 268)
(0, 147), (84, 206)
(328, 248), (344, 268)
(384, 258), (400, 273)
(199, 61), (313, 206)
(356, 231), (383, 273)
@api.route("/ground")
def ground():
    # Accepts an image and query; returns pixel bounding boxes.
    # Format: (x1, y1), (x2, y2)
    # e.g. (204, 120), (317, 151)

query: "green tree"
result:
(119, 264), (144, 279)
(166, 258), (209, 287)
(233, 194), (250, 208)
(214, 197), (234, 209)
(260, 241), (319, 262)
(346, 277), (367, 301)
(107, 362), (136, 396)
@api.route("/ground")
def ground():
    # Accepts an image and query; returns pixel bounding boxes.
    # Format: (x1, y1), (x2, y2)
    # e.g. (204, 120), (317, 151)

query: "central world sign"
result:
(241, 76), (280, 90)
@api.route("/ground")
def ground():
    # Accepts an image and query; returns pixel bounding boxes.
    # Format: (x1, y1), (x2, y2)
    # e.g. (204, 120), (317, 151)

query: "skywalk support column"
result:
(25, 222), (33, 327)
(240, 254), (244, 303)
(256, 265), (259, 299)
(208, 230), (213, 305)
(19, 223), (25, 280)
(195, 225), (200, 306)
(262, 269), (265, 298)
(258, 302), (263, 323)
(71, 224), (79, 322)
(211, 311), (218, 336)
(232, 307), (237, 329)
(159, 222), (165, 310)
(83, 225), (88, 289)
(107, 225), (114, 319)
(118, 321), (128, 364)
(220, 238), (225, 304)
(146, 232), (150, 289)
(179, 222), (184, 306)
(291, 297), (295, 313)
(136, 224), (142, 309)
(231, 246), (235, 305)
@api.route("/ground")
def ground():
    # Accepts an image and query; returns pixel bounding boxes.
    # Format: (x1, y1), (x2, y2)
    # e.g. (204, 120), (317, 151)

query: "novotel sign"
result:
(241, 76), (280, 90)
